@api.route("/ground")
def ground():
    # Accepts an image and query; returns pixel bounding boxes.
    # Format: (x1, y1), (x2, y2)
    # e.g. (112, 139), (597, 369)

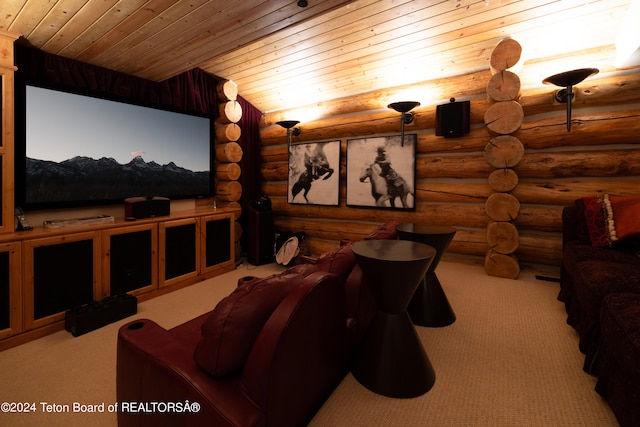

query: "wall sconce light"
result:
(542, 68), (598, 131)
(276, 120), (301, 145)
(388, 101), (420, 146)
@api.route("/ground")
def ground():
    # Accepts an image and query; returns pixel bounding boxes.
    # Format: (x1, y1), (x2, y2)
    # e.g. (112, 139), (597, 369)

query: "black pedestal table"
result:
(350, 239), (436, 398)
(396, 223), (457, 327)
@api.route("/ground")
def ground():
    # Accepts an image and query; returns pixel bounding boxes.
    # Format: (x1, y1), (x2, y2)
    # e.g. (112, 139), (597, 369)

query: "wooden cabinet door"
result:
(23, 231), (100, 330)
(102, 224), (158, 297)
(200, 213), (235, 276)
(0, 242), (21, 339)
(159, 218), (200, 287)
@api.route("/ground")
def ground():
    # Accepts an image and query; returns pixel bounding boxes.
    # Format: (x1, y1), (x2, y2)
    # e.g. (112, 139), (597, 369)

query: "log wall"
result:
(258, 68), (640, 271)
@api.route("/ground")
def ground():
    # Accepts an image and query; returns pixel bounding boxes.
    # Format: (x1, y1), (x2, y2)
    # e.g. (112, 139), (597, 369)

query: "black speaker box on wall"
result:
(124, 196), (170, 219)
(436, 100), (471, 138)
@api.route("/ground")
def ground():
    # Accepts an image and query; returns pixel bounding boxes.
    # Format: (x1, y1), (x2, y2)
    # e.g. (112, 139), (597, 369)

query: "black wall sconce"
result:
(276, 120), (301, 145)
(388, 101), (420, 146)
(542, 68), (598, 131)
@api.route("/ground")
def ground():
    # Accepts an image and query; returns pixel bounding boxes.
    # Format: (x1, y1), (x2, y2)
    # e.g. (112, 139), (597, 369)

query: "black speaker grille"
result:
(436, 100), (470, 138)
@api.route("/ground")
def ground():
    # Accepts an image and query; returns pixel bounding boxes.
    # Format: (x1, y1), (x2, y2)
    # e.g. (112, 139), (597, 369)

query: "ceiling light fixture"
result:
(297, 0), (308, 7)
(388, 101), (420, 146)
(276, 120), (301, 145)
(542, 68), (599, 131)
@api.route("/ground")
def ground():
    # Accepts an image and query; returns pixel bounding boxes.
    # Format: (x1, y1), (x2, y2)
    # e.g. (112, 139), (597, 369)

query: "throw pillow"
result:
(193, 272), (300, 377)
(582, 194), (640, 248)
(608, 195), (640, 242)
(582, 196), (609, 247)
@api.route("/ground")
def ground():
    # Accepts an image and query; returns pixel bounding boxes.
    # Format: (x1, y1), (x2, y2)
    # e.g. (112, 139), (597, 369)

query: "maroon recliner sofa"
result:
(560, 196), (640, 426)
(116, 221), (399, 427)
(560, 197), (640, 371)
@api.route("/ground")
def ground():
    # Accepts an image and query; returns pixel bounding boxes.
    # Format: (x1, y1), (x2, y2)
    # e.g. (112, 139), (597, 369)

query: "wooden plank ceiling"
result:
(2, 0), (636, 114)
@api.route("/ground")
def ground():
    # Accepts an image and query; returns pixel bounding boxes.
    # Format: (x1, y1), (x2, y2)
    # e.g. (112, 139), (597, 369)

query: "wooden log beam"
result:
(512, 180), (640, 205)
(413, 180), (640, 206)
(415, 149), (640, 180)
(271, 198), (489, 228)
(274, 218), (376, 242)
(515, 231), (563, 265)
(513, 149), (640, 179)
(519, 110), (640, 149)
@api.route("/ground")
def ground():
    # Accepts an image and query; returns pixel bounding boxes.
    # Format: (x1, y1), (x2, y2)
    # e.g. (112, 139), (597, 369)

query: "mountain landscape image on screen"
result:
(25, 155), (210, 204)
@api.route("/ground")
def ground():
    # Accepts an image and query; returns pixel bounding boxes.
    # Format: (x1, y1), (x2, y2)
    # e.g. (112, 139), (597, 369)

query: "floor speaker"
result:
(248, 197), (275, 265)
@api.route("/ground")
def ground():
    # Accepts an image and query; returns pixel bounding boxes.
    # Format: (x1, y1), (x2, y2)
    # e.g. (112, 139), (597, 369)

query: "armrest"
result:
(117, 319), (262, 427)
(298, 254), (319, 264)
(241, 271), (348, 427)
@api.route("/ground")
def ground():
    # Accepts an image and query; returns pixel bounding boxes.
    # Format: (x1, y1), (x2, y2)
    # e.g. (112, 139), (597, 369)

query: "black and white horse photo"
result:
(347, 135), (416, 210)
(288, 141), (340, 205)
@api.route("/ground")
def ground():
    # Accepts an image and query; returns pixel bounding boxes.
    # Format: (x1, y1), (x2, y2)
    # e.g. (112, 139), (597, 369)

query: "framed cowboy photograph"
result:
(346, 135), (416, 210)
(288, 140), (341, 206)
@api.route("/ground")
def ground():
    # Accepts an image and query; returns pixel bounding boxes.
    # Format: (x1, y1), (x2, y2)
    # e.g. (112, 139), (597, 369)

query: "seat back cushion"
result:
(313, 242), (357, 283)
(194, 271), (306, 377)
(364, 220), (401, 240)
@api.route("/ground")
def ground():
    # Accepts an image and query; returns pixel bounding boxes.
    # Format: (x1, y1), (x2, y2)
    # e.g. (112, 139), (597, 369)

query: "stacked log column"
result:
(483, 39), (524, 279)
(215, 80), (243, 261)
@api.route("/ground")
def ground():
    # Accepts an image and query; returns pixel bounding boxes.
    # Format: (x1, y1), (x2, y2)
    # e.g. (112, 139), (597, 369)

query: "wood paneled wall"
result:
(258, 68), (640, 270)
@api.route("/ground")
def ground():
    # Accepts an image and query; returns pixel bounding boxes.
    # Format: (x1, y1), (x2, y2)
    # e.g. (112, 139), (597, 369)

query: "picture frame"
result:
(346, 134), (416, 210)
(288, 140), (341, 206)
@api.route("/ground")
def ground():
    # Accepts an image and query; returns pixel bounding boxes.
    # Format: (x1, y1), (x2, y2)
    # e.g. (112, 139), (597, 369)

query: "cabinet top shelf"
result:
(0, 206), (238, 243)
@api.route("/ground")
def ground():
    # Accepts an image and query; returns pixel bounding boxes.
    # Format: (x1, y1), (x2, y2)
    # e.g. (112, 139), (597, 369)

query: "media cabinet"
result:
(0, 207), (237, 351)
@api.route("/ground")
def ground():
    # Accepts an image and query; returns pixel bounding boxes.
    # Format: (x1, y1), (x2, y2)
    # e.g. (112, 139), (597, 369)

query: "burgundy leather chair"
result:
(117, 269), (347, 427)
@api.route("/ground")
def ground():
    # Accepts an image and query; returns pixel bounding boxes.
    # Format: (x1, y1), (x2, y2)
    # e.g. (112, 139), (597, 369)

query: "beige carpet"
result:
(0, 260), (619, 427)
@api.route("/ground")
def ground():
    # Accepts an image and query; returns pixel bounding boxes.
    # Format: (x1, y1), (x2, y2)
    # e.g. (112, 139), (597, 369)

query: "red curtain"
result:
(236, 96), (263, 246)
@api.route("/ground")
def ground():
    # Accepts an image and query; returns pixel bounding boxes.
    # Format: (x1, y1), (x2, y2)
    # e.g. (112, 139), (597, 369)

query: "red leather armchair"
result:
(117, 269), (347, 427)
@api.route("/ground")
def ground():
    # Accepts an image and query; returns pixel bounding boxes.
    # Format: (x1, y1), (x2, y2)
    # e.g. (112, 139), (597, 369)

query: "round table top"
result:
(396, 223), (457, 236)
(352, 239), (436, 262)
